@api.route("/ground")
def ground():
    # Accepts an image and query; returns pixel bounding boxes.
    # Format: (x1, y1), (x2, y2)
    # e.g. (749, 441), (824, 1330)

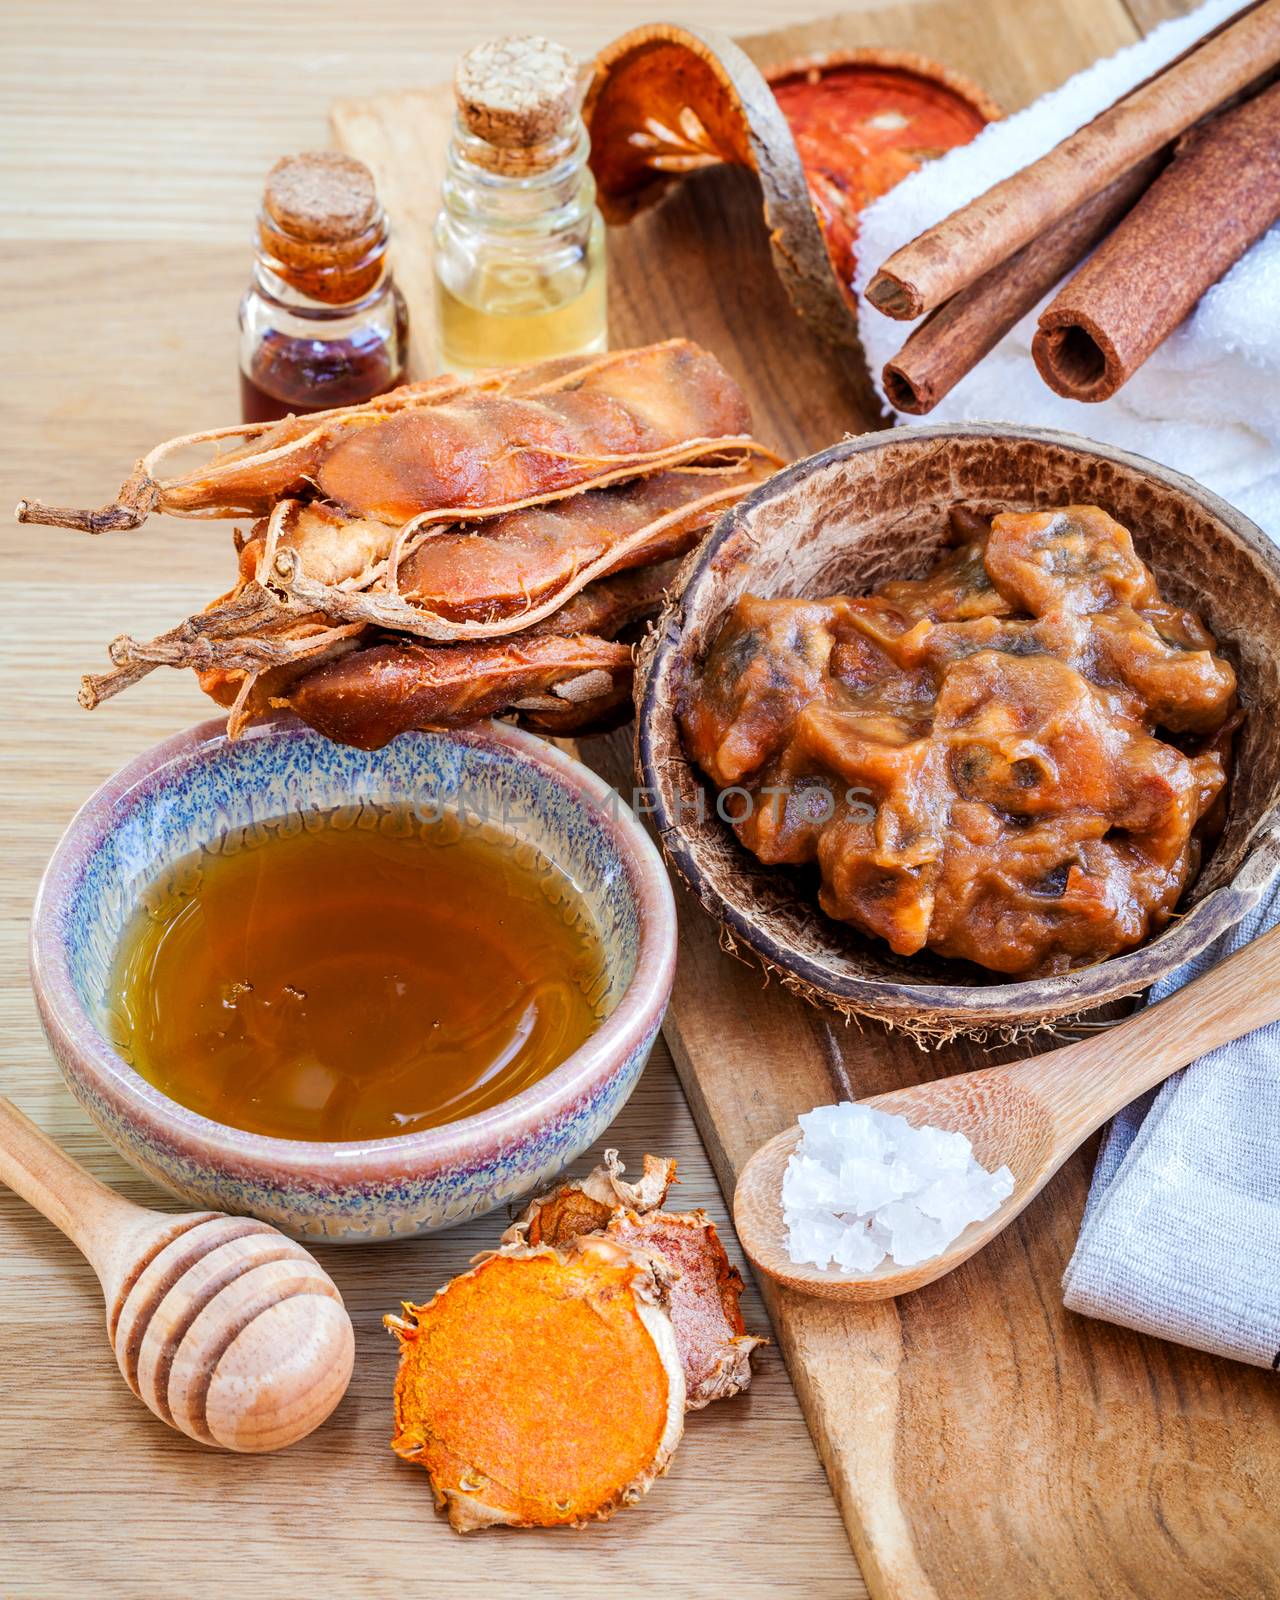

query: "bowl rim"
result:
(762, 45), (1004, 128)
(637, 422), (1280, 1023)
(31, 714), (676, 1178)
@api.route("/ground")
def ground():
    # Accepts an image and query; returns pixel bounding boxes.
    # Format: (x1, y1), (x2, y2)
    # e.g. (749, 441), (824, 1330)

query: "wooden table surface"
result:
(0, 2), (1191, 1596)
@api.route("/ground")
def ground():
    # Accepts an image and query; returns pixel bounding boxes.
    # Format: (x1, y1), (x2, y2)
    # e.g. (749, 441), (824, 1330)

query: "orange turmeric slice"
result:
(387, 1237), (685, 1532)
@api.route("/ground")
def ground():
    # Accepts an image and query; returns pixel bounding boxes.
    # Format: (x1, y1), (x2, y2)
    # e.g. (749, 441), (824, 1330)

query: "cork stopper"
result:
(256, 151), (388, 305)
(264, 152), (379, 243)
(455, 36), (579, 155)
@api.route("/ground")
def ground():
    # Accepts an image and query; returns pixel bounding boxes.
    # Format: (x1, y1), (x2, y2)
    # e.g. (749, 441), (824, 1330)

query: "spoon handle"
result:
(1016, 921), (1280, 1143)
(0, 1095), (144, 1268)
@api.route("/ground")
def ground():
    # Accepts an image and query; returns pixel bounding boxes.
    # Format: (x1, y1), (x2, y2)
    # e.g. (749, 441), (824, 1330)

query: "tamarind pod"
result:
(239, 442), (775, 595)
(196, 630), (367, 732)
(112, 619), (362, 677)
(17, 461), (157, 535)
(265, 454), (774, 640)
(281, 634), (634, 751)
(189, 565), (671, 738)
(16, 342), (742, 532)
(19, 359), (599, 532)
(524, 560), (683, 640)
(243, 444), (780, 595)
(78, 583), (292, 707)
(312, 349), (752, 524)
(390, 456), (772, 625)
(88, 550), (679, 728)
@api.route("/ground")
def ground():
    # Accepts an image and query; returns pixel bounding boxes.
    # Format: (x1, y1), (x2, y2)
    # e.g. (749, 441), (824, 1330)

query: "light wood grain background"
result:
(0, 1), (1217, 1597)
(0, 5), (885, 1596)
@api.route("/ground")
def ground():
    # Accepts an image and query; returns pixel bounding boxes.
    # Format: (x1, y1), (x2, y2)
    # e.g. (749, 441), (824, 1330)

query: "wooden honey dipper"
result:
(0, 1095), (355, 1451)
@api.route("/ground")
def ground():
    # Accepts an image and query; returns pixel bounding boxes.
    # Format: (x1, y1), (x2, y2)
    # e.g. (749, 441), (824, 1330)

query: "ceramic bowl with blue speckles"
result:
(30, 715), (676, 1242)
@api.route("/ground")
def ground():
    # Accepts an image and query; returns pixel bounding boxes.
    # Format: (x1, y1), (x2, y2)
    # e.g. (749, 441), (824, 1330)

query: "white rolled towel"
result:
(854, 0), (1280, 540)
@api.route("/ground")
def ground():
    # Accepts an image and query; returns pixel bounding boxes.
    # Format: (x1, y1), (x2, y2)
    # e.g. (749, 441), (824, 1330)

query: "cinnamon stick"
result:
(1032, 80), (1280, 403)
(882, 157), (1162, 414)
(866, 0), (1280, 321)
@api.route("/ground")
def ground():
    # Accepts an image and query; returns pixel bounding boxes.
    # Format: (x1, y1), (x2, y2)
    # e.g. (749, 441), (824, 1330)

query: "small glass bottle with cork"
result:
(433, 35), (607, 373)
(239, 151), (409, 423)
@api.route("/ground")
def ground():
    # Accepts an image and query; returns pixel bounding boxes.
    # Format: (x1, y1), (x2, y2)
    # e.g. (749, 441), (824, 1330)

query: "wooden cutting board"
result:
(333, 4), (1280, 1595)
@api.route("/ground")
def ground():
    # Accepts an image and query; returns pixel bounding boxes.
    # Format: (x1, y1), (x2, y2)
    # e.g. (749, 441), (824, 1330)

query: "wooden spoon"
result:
(0, 1095), (355, 1450)
(734, 922), (1280, 1301)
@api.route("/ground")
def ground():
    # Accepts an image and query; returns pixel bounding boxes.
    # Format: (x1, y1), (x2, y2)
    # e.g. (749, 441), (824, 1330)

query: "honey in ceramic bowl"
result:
(106, 805), (608, 1142)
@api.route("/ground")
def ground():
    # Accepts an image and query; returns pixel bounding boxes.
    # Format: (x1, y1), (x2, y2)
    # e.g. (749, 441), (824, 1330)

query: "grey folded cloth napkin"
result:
(1062, 879), (1280, 1369)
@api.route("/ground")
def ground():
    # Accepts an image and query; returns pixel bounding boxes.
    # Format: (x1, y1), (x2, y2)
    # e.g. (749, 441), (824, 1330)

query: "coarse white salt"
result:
(783, 1103), (1015, 1272)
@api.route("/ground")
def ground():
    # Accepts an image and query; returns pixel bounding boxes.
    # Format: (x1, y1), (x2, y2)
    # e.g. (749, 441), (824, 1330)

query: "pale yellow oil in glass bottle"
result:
(434, 36), (608, 374)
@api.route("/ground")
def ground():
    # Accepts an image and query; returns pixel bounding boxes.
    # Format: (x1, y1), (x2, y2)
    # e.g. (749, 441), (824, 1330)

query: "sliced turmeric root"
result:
(387, 1237), (685, 1532)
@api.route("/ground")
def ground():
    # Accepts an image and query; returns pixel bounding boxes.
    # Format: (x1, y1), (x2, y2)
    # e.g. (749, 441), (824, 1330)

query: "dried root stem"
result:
(78, 584), (291, 707)
(16, 460), (158, 534)
(110, 618), (360, 677)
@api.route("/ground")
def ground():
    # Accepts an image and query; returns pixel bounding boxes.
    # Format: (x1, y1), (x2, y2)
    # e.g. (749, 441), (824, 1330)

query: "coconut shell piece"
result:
(503, 1151), (762, 1409)
(583, 26), (998, 349)
(635, 426), (1280, 1038)
(387, 1238), (685, 1532)
(585, 24), (851, 350)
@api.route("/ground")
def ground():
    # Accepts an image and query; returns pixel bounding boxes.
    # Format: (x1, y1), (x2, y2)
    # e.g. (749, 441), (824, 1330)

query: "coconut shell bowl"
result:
(30, 716), (676, 1241)
(637, 425), (1280, 1037)
(583, 24), (1000, 349)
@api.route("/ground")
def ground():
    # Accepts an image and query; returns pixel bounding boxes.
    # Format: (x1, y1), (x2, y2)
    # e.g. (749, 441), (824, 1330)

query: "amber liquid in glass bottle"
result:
(238, 322), (408, 424)
(239, 151), (409, 423)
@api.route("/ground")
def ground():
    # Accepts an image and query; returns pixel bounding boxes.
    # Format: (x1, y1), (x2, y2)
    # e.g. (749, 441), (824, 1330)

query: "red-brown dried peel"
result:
(503, 1150), (763, 1409)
